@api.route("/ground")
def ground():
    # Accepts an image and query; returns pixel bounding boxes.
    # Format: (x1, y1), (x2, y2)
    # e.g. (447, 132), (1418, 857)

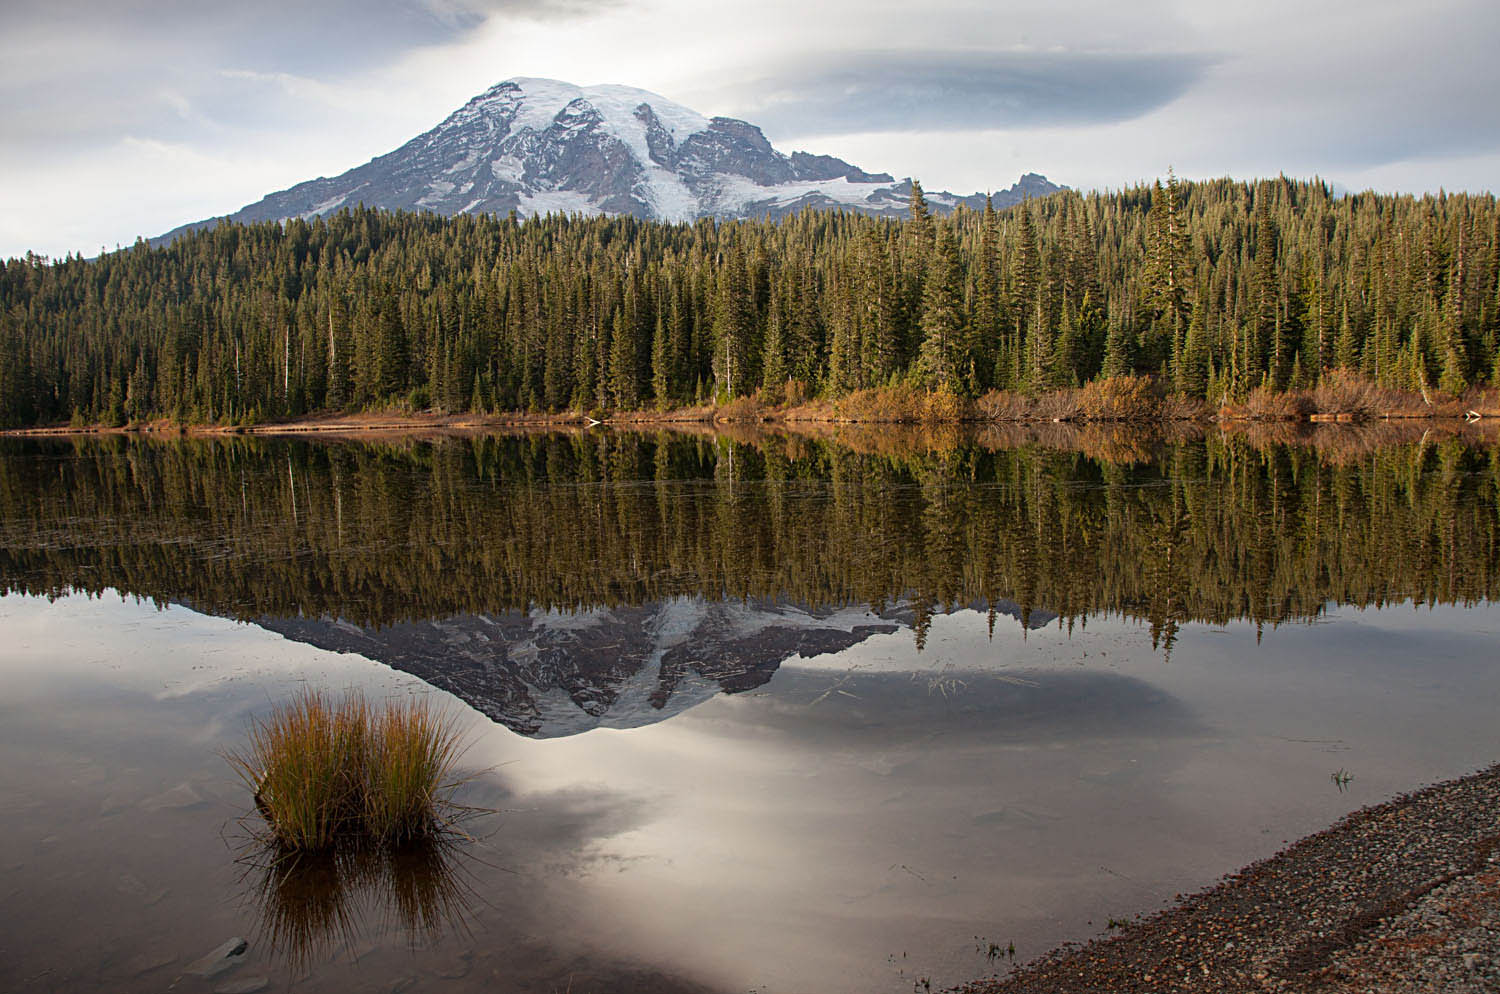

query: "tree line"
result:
(1, 174), (1497, 428)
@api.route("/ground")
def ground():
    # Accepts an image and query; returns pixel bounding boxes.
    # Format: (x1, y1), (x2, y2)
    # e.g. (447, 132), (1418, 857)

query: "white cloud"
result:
(1, 0), (1495, 258)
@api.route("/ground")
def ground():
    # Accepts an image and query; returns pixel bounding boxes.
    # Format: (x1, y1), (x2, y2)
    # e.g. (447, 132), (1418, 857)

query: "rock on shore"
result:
(956, 764), (1500, 993)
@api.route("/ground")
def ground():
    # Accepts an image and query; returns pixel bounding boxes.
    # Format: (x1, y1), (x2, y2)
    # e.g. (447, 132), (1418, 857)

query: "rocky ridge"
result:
(156, 77), (1060, 242)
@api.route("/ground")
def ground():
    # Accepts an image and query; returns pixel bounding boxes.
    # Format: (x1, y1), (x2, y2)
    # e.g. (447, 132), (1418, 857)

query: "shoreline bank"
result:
(957, 764), (1500, 993)
(1, 407), (1495, 439)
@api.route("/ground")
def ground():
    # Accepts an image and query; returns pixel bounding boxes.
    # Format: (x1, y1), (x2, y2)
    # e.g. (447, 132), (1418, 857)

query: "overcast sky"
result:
(2, 0), (1497, 259)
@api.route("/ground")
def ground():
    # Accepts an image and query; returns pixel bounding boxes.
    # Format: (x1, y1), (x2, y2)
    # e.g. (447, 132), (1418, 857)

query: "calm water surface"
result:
(1, 429), (1498, 994)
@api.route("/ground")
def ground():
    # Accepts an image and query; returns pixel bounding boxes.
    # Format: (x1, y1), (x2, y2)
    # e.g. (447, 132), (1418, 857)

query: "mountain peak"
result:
(155, 78), (1062, 242)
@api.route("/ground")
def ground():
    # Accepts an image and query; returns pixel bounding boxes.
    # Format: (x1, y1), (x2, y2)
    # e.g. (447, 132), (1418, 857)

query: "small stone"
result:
(187, 937), (248, 979)
(215, 977), (269, 994)
(435, 951), (473, 980)
(1463, 953), (1480, 970)
(124, 950), (177, 977)
(140, 782), (205, 812)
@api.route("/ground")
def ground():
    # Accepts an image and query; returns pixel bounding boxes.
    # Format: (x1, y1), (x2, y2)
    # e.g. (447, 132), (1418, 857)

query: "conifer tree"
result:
(1024, 298), (1057, 391)
(761, 293), (787, 394)
(713, 247), (754, 398)
(651, 310), (672, 409)
(610, 308), (639, 409)
(1177, 305), (1210, 398)
(1251, 185), (1284, 387)
(1146, 170), (1190, 332)
(971, 196), (1002, 392)
(1101, 316), (1131, 379)
(326, 295), (350, 409)
(908, 180), (934, 246)
(860, 230), (899, 384)
(917, 226), (966, 392)
(1335, 302), (1360, 371)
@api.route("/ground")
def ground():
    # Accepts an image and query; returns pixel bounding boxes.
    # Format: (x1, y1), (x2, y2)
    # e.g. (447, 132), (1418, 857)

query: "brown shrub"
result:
(831, 385), (925, 422)
(973, 390), (1041, 421)
(921, 385), (972, 422)
(1158, 392), (1210, 421)
(715, 395), (769, 422)
(1222, 385), (1316, 421)
(1309, 369), (1381, 418)
(1075, 376), (1162, 420)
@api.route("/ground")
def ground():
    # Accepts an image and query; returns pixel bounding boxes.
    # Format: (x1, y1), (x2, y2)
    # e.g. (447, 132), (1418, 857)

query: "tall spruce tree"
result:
(917, 225), (967, 392)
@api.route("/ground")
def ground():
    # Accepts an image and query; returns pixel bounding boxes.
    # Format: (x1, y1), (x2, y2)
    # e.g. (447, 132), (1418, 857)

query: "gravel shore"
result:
(957, 764), (1500, 994)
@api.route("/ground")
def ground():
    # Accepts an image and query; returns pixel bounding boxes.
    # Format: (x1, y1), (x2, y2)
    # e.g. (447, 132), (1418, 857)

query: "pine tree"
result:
(908, 180), (934, 245)
(326, 296), (349, 409)
(970, 196), (1002, 392)
(917, 226), (967, 391)
(610, 308), (639, 409)
(761, 295), (787, 395)
(1176, 304), (1210, 397)
(1334, 302), (1360, 371)
(651, 310), (672, 409)
(860, 231), (899, 384)
(1024, 298), (1057, 391)
(714, 247), (754, 398)
(1146, 170), (1190, 332)
(1251, 185), (1283, 388)
(1011, 204), (1040, 321)
(376, 297), (408, 399)
(1101, 315), (1131, 379)
(827, 264), (860, 394)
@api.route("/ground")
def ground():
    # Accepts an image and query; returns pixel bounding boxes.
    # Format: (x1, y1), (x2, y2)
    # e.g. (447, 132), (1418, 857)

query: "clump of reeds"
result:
(228, 690), (466, 852)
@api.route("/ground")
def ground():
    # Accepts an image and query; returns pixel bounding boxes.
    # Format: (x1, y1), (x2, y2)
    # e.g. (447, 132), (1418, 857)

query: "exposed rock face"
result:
(156, 78), (1061, 242)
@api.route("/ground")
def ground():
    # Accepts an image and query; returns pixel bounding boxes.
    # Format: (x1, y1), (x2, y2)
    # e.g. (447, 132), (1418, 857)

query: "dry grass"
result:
(714, 394), (773, 422)
(228, 689), (467, 852)
(975, 376), (1198, 423)
(1221, 369), (1497, 422)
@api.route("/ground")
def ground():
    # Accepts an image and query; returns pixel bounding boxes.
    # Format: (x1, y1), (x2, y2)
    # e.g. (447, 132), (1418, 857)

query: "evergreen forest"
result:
(1, 175), (1498, 428)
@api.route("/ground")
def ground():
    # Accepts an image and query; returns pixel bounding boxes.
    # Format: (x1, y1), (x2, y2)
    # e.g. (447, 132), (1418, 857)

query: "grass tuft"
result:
(228, 689), (467, 852)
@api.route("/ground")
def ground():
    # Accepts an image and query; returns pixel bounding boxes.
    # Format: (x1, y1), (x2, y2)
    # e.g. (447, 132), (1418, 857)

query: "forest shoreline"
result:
(956, 762), (1500, 994)
(5, 407), (1494, 437)
(5, 373), (1497, 438)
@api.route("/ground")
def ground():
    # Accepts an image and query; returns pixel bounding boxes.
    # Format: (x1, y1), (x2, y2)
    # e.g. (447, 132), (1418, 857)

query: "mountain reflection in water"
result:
(1, 426), (1497, 730)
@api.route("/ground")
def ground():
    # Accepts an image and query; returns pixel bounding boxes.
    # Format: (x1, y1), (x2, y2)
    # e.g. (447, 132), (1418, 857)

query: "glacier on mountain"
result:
(156, 76), (1060, 243)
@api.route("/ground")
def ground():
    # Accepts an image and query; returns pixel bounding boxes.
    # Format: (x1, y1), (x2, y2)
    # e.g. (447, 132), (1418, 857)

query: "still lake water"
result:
(1, 428), (1498, 993)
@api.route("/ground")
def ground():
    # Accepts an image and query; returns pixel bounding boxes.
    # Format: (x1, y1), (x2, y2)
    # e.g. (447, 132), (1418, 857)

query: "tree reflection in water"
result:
(240, 835), (481, 975)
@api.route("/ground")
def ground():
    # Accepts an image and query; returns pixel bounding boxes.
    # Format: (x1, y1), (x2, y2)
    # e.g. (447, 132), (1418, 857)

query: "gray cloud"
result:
(720, 49), (1216, 138)
(0, 0), (620, 162)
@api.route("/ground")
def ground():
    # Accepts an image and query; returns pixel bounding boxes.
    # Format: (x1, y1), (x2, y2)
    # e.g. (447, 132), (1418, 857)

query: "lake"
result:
(2, 426), (1498, 994)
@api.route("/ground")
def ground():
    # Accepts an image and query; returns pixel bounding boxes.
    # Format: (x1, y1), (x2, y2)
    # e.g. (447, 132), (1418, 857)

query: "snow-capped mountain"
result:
(253, 595), (1052, 738)
(158, 77), (1060, 240)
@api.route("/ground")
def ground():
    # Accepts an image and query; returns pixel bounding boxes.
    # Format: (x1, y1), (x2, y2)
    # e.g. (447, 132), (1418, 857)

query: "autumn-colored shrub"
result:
(715, 395), (769, 422)
(1308, 369), (1382, 418)
(921, 385), (971, 422)
(831, 385), (925, 422)
(1076, 376), (1162, 420)
(228, 690), (466, 852)
(1222, 385), (1316, 421)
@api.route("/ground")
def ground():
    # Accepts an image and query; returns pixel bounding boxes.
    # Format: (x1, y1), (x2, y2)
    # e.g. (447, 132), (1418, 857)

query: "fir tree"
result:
(651, 310), (672, 409)
(1177, 305), (1210, 398)
(610, 308), (639, 410)
(917, 226), (967, 392)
